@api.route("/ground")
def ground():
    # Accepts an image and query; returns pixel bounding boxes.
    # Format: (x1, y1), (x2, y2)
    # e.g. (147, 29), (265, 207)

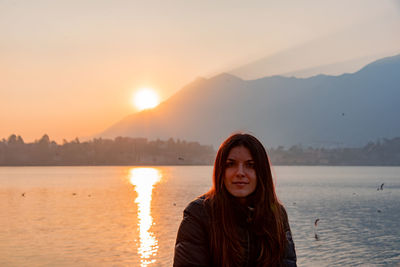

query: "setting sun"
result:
(133, 88), (160, 111)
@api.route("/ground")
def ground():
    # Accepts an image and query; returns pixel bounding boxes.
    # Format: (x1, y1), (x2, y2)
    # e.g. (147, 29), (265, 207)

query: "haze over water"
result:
(0, 166), (399, 266)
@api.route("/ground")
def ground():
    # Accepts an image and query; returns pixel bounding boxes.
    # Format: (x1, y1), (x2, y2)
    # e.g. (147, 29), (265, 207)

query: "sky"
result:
(1, 0), (399, 143)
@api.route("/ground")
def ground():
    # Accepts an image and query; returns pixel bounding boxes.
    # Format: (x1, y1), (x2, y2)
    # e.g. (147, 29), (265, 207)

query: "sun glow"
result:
(133, 88), (160, 111)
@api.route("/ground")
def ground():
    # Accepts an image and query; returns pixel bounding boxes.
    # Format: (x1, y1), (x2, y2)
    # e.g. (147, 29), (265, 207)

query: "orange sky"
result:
(1, 0), (399, 143)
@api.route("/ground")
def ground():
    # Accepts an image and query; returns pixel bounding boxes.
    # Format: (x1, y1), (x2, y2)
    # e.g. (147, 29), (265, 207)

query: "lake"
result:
(0, 166), (399, 266)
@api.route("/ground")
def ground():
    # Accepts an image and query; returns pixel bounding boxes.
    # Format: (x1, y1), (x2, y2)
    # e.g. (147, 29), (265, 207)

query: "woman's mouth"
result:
(233, 181), (249, 185)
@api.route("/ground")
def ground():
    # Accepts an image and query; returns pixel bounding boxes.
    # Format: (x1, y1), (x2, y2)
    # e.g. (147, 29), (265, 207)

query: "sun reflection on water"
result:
(129, 167), (161, 266)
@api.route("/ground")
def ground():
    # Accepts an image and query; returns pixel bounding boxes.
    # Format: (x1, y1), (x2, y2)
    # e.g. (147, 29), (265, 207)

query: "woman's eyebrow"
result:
(226, 159), (254, 162)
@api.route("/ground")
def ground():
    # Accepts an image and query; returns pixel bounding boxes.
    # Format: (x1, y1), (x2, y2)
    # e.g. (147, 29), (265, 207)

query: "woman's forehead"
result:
(227, 146), (253, 159)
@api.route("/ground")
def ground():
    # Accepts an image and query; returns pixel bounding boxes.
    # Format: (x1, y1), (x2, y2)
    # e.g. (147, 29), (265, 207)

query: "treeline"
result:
(1, 134), (400, 166)
(0, 134), (215, 166)
(269, 137), (400, 166)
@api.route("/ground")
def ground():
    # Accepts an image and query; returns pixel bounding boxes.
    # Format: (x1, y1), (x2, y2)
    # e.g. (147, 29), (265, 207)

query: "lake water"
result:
(0, 166), (399, 266)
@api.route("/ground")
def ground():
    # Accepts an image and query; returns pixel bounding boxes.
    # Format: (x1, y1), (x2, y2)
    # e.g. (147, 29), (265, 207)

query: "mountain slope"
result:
(100, 54), (400, 148)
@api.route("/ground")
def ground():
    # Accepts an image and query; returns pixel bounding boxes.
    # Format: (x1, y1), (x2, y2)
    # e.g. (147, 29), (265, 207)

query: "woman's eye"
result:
(246, 162), (255, 168)
(225, 162), (234, 167)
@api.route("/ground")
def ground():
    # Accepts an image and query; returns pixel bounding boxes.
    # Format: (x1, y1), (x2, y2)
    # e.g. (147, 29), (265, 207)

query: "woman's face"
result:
(223, 146), (257, 203)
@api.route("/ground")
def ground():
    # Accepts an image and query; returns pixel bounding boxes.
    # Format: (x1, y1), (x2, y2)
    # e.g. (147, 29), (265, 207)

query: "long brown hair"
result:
(205, 133), (286, 267)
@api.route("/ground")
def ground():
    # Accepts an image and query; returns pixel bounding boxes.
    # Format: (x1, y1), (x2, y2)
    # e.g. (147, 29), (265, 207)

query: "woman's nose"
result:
(236, 164), (245, 176)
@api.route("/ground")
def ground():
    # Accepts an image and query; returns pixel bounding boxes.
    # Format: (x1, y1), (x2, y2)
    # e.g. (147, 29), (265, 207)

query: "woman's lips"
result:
(233, 181), (249, 185)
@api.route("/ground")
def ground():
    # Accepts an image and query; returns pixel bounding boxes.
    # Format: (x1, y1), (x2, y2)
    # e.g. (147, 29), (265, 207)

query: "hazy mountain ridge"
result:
(100, 54), (400, 148)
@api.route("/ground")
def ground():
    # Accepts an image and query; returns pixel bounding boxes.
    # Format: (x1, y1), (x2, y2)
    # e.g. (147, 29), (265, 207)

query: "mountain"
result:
(99, 54), (400, 148)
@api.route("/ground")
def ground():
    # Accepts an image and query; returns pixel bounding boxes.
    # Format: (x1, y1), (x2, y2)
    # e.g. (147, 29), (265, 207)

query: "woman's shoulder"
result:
(175, 196), (212, 267)
(183, 195), (209, 217)
(279, 204), (288, 218)
(278, 204), (291, 230)
(178, 196), (212, 242)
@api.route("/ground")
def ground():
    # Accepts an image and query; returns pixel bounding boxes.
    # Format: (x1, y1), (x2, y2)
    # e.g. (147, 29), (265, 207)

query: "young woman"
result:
(173, 133), (297, 267)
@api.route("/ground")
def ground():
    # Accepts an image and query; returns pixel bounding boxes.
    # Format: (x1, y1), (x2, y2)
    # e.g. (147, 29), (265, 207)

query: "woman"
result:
(173, 133), (297, 267)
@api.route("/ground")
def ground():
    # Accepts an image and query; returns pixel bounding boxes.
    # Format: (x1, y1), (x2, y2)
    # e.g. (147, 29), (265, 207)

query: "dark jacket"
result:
(173, 197), (297, 267)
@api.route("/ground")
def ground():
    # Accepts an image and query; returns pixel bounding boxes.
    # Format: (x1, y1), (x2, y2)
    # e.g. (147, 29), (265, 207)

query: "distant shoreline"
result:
(2, 135), (400, 166)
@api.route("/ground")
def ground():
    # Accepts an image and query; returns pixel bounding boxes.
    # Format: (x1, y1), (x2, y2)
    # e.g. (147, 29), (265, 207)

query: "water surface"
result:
(0, 166), (399, 266)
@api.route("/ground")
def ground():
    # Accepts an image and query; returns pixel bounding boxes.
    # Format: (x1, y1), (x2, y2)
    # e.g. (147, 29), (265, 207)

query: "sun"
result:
(133, 88), (160, 111)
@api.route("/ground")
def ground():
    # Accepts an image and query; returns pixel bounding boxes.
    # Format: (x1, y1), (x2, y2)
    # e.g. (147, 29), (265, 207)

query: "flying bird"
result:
(314, 218), (320, 240)
(377, 183), (384, 191)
